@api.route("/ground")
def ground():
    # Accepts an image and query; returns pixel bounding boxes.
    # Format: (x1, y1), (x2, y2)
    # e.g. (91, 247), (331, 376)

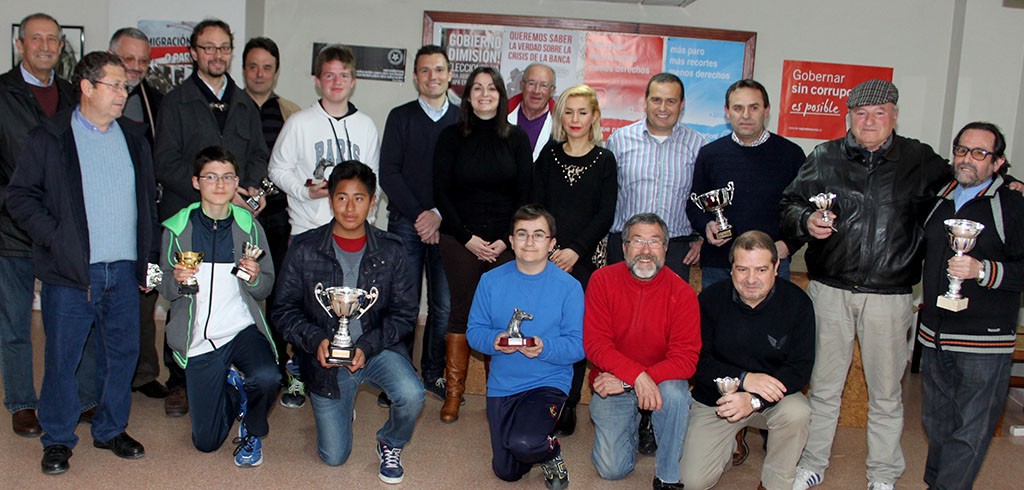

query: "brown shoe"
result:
(732, 427), (749, 466)
(164, 386), (188, 417)
(440, 333), (469, 423)
(78, 407), (96, 425)
(13, 409), (42, 437)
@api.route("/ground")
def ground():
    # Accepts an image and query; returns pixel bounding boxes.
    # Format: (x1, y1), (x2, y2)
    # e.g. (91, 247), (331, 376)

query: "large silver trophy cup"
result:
(936, 219), (985, 312)
(315, 283), (379, 365)
(690, 181), (736, 240)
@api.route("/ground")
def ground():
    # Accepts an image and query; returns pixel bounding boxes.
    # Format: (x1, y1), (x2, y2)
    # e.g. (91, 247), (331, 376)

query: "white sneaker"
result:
(868, 482), (894, 490)
(792, 467), (823, 490)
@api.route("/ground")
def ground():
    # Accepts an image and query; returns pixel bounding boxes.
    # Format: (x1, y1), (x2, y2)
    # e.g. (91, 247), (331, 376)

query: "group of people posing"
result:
(1, 12), (1021, 490)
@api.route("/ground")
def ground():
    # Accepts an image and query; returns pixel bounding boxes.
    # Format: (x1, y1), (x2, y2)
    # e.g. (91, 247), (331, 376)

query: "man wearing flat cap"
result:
(780, 79), (950, 490)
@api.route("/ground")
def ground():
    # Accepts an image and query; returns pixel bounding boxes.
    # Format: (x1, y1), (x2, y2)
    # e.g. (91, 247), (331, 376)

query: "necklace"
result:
(552, 146), (601, 186)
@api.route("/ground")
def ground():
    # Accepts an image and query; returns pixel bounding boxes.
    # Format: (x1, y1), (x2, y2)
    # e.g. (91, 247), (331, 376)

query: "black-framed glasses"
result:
(512, 231), (551, 243)
(953, 145), (995, 161)
(195, 44), (233, 55)
(92, 80), (130, 93)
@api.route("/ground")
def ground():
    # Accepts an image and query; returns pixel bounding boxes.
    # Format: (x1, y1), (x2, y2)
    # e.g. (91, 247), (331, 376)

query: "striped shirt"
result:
(607, 119), (708, 237)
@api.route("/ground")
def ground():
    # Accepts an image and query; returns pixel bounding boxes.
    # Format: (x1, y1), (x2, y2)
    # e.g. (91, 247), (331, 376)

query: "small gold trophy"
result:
(174, 251), (204, 295)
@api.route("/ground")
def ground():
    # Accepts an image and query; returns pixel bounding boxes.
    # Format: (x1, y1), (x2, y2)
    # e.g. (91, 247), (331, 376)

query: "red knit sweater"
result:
(583, 262), (701, 387)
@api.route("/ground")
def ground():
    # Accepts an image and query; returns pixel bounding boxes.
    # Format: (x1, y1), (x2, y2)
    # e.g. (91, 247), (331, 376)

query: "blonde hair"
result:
(551, 84), (603, 145)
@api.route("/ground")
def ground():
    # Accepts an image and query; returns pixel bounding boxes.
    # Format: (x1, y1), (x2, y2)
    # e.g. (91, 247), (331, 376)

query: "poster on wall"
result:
(138, 20), (195, 94)
(11, 24), (84, 82)
(310, 43), (407, 82)
(777, 60), (894, 140)
(425, 12), (755, 142)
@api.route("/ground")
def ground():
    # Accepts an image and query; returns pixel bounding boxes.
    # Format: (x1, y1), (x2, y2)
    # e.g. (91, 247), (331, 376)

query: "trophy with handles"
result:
(315, 283), (379, 365)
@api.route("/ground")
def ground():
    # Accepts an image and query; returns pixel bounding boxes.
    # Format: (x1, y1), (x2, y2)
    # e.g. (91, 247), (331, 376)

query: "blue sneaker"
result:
(376, 441), (404, 484)
(233, 433), (262, 467)
(226, 368), (247, 422)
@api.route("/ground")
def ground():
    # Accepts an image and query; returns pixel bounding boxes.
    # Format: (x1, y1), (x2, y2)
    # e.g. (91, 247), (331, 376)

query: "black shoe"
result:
(638, 410), (657, 455)
(41, 445), (72, 475)
(164, 386), (188, 417)
(132, 380), (169, 399)
(553, 405), (577, 437)
(377, 392), (392, 408)
(653, 477), (685, 489)
(93, 432), (145, 459)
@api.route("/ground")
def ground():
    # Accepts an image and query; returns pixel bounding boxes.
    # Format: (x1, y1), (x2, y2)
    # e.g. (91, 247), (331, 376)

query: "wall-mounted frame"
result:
(423, 11), (755, 140)
(11, 24), (84, 82)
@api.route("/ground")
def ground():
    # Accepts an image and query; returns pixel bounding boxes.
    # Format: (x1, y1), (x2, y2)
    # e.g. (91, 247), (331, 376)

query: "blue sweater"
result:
(467, 261), (585, 397)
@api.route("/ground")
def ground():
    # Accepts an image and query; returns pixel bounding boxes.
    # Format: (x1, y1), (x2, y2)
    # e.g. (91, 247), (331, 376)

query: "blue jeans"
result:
(700, 258), (791, 290)
(39, 261), (139, 448)
(921, 347), (1011, 490)
(388, 213), (450, 381)
(310, 349), (425, 466)
(186, 325), (280, 452)
(590, 379), (691, 483)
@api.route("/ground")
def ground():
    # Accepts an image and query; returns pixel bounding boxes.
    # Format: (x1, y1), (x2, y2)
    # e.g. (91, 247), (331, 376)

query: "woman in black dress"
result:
(532, 84), (618, 435)
(433, 66), (533, 423)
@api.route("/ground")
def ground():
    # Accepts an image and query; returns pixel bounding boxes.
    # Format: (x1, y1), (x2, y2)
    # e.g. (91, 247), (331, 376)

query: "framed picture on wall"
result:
(11, 24), (85, 81)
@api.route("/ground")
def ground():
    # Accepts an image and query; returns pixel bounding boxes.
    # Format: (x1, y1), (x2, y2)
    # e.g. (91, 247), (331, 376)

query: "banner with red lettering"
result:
(777, 60), (893, 140)
(583, 33), (663, 138)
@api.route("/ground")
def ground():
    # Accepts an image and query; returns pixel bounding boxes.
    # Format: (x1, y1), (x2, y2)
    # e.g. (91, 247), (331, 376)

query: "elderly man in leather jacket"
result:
(780, 79), (949, 490)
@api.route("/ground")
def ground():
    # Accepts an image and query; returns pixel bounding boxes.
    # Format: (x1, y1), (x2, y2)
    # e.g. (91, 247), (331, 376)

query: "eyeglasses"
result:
(195, 44), (233, 55)
(92, 80), (130, 93)
(512, 231), (551, 243)
(626, 238), (665, 250)
(523, 79), (553, 91)
(953, 145), (995, 161)
(197, 174), (238, 184)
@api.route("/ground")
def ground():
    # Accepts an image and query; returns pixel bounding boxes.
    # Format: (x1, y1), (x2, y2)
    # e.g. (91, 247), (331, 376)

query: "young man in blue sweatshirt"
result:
(157, 146), (279, 468)
(467, 204), (585, 490)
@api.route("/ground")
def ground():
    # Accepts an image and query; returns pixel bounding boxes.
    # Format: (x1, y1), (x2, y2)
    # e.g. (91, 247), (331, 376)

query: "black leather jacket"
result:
(272, 223), (417, 399)
(0, 67), (74, 256)
(780, 132), (950, 293)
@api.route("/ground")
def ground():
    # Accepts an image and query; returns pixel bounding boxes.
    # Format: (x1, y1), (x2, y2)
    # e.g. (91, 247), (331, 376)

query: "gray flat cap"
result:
(847, 79), (899, 108)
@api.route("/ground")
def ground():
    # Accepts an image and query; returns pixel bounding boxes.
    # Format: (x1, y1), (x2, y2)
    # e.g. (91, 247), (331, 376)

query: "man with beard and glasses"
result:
(584, 212), (701, 490)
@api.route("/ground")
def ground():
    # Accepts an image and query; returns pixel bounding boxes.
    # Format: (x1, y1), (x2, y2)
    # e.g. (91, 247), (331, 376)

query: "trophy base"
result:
(326, 345), (355, 365)
(245, 196), (261, 211)
(498, 337), (536, 347)
(232, 266), (254, 283)
(177, 282), (199, 295)
(714, 227), (733, 240)
(937, 295), (969, 312)
(305, 178), (324, 187)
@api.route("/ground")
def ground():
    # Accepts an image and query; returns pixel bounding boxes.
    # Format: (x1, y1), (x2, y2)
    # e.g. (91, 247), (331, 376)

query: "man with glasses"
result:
(584, 212), (701, 490)
(508, 63), (556, 161)
(918, 122), (1024, 490)
(780, 79), (950, 490)
(7, 51), (159, 474)
(154, 18), (269, 417)
(466, 204), (584, 490)
(156, 145), (279, 468)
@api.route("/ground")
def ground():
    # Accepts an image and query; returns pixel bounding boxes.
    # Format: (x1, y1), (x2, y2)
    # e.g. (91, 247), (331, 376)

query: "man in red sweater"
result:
(584, 212), (701, 490)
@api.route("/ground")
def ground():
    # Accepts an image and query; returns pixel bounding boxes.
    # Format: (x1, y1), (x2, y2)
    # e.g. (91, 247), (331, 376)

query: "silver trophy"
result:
(497, 308), (535, 347)
(231, 242), (265, 282)
(691, 181), (736, 240)
(936, 219), (985, 312)
(245, 178), (279, 211)
(306, 158), (335, 186)
(145, 263), (163, 289)
(714, 376), (741, 418)
(809, 192), (839, 232)
(315, 283), (379, 365)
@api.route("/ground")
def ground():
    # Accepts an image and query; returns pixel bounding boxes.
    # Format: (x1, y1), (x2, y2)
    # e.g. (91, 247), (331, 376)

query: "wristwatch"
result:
(977, 266), (986, 282)
(750, 395), (763, 411)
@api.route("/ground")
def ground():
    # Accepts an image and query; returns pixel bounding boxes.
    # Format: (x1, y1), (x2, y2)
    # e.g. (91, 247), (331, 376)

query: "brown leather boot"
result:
(440, 333), (469, 423)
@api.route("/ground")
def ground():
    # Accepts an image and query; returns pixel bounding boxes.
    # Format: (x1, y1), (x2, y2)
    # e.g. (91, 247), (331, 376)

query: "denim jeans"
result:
(388, 213), (450, 381)
(0, 255), (38, 412)
(186, 325), (280, 452)
(700, 258), (791, 291)
(310, 349), (425, 466)
(39, 261), (139, 448)
(921, 347), (1011, 490)
(590, 379), (691, 484)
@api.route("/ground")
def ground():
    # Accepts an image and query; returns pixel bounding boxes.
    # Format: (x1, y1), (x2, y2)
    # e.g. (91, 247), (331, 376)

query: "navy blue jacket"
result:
(273, 222), (417, 399)
(6, 108), (159, 289)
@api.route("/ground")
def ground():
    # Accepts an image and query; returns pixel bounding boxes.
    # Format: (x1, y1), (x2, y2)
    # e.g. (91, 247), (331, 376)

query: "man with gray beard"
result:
(583, 213), (701, 490)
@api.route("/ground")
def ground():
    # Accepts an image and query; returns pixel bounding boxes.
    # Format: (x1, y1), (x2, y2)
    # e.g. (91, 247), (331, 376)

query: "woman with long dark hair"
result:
(433, 66), (533, 422)
(532, 84), (617, 435)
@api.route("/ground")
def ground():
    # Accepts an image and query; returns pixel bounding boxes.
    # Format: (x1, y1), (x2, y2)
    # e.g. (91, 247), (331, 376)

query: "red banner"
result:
(777, 60), (893, 140)
(583, 33), (664, 139)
